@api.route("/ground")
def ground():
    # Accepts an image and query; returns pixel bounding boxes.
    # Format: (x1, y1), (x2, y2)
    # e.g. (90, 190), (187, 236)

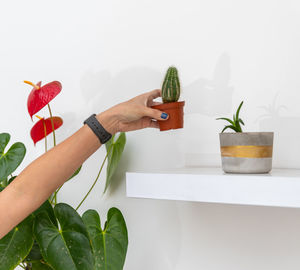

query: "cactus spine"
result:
(162, 66), (180, 103)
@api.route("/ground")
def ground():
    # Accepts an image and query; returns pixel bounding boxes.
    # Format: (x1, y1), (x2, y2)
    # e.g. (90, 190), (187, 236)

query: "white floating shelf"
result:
(126, 167), (300, 208)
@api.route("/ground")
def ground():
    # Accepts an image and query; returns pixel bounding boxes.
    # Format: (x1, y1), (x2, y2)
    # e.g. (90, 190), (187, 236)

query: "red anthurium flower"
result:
(24, 80), (62, 118)
(31, 116), (63, 145)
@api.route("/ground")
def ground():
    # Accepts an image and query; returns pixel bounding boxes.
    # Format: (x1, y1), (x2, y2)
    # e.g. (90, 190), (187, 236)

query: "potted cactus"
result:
(152, 66), (185, 131)
(216, 101), (274, 174)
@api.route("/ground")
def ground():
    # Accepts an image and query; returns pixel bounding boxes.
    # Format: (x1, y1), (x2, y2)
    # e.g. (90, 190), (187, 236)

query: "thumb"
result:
(143, 107), (169, 121)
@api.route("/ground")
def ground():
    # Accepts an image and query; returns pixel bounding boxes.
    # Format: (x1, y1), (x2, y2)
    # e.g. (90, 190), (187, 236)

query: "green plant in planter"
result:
(216, 101), (245, 133)
(162, 66), (181, 103)
(0, 80), (128, 270)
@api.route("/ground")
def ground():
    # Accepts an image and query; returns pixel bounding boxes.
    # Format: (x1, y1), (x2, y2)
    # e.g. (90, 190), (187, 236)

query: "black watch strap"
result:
(84, 114), (112, 144)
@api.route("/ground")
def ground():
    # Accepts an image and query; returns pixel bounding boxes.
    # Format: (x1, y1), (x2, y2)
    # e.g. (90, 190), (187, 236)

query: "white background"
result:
(2, 0), (300, 269)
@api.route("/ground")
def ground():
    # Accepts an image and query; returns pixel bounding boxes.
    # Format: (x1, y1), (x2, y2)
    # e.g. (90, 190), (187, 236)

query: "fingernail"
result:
(161, 113), (168, 119)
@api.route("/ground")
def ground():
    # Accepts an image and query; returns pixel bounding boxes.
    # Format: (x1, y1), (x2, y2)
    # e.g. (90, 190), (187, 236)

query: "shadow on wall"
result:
(79, 54), (234, 169)
(80, 67), (162, 113)
(258, 93), (300, 169)
(183, 52), (234, 116)
(80, 66), (186, 171)
(183, 52), (234, 166)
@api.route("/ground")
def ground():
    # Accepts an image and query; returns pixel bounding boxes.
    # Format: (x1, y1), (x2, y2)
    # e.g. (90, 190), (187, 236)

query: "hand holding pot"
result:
(96, 89), (169, 134)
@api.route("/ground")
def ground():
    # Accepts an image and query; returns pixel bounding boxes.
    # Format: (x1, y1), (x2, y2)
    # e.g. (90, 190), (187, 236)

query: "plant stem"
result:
(75, 145), (112, 211)
(47, 103), (56, 146)
(42, 120), (47, 152)
(48, 103), (58, 204)
(50, 185), (62, 205)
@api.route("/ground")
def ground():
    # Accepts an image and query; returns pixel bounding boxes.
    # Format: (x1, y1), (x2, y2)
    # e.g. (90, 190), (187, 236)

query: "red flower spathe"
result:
(30, 117), (63, 145)
(27, 81), (62, 118)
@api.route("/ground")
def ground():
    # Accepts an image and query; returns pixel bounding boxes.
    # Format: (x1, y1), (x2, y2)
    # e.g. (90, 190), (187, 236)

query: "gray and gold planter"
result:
(219, 132), (274, 174)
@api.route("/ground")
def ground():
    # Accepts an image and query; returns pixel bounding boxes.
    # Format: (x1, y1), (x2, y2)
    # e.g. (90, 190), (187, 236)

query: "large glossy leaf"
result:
(0, 215), (34, 270)
(0, 133), (26, 181)
(30, 260), (53, 270)
(25, 200), (57, 264)
(25, 241), (43, 263)
(104, 133), (126, 193)
(33, 200), (57, 227)
(34, 203), (94, 270)
(82, 208), (128, 270)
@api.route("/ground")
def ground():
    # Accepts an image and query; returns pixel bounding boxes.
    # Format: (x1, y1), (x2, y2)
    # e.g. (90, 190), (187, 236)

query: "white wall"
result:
(2, 0), (300, 269)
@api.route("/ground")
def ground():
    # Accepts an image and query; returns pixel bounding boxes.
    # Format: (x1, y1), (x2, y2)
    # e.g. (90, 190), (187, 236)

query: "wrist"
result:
(96, 110), (120, 135)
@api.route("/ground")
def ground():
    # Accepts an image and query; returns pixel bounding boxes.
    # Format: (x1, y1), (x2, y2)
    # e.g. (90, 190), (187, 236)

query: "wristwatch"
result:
(83, 114), (112, 144)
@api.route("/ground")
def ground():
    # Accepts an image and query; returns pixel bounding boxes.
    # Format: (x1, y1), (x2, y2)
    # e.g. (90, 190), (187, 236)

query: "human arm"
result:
(0, 89), (166, 238)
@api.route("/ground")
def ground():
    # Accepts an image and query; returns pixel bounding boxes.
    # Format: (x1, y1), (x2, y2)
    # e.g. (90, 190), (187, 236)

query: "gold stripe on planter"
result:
(221, 145), (273, 158)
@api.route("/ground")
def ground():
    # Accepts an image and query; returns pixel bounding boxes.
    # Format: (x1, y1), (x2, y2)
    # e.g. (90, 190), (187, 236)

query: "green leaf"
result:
(24, 241), (43, 263)
(25, 200), (57, 264)
(67, 165), (82, 181)
(7, 175), (17, 185)
(216, 117), (235, 125)
(236, 101), (244, 120)
(34, 203), (94, 270)
(239, 119), (245, 126)
(0, 215), (34, 270)
(31, 261), (53, 270)
(0, 133), (26, 181)
(221, 125), (239, 133)
(33, 200), (57, 227)
(104, 133), (126, 193)
(82, 208), (128, 270)
(0, 133), (10, 153)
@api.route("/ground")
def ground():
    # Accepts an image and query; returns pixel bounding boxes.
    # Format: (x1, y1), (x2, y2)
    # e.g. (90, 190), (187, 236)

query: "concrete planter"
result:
(219, 132), (274, 174)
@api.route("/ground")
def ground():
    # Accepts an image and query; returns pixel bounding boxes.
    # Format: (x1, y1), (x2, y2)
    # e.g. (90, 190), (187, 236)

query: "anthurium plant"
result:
(0, 81), (128, 270)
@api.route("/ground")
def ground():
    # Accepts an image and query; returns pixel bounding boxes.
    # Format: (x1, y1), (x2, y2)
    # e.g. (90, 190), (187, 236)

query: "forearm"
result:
(0, 112), (116, 238)
(0, 89), (164, 238)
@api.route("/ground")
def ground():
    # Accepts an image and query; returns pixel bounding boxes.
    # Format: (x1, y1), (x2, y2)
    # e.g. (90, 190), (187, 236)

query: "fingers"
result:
(143, 107), (169, 121)
(118, 117), (159, 132)
(146, 89), (161, 100)
(151, 101), (162, 106)
(147, 119), (159, 128)
(148, 101), (163, 107)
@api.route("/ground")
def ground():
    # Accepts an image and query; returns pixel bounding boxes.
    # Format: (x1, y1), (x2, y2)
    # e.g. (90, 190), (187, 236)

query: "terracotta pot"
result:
(151, 101), (185, 131)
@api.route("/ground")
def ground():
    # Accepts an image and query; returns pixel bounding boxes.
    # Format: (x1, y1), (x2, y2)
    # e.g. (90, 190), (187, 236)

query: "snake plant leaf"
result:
(239, 119), (245, 125)
(34, 203), (94, 270)
(82, 208), (128, 270)
(0, 133), (26, 181)
(104, 132), (126, 193)
(0, 215), (34, 270)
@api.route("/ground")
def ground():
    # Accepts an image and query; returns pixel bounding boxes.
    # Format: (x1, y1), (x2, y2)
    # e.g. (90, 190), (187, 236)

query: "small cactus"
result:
(162, 66), (180, 103)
